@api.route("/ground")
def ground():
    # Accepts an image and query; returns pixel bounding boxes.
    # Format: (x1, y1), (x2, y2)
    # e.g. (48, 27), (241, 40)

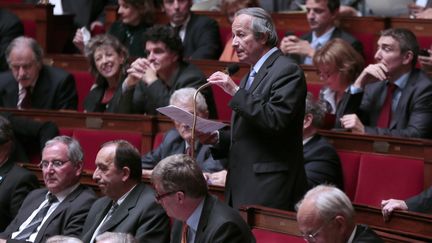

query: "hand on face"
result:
(353, 63), (389, 89)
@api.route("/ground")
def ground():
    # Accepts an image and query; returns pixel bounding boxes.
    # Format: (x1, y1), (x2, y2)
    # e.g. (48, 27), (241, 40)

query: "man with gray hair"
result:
(141, 87), (225, 177)
(0, 136), (96, 243)
(0, 36), (77, 110)
(303, 92), (343, 189)
(206, 7), (308, 210)
(151, 154), (255, 243)
(296, 185), (383, 242)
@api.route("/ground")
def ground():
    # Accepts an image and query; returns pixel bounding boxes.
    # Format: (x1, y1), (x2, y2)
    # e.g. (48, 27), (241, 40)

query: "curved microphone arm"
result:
(190, 82), (212, 159)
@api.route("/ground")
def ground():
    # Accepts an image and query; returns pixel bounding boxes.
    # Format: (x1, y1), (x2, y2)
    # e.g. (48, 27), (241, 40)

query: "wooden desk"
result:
(1, 3), (74, 53)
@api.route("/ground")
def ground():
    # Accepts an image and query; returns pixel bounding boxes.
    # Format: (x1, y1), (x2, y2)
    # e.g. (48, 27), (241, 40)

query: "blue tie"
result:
(245, 69), (257, 90)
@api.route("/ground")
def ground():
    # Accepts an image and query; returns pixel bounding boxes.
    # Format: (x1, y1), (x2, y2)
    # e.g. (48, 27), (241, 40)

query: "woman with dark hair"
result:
(83, 34), (129, 112)
(74, 0), (156, 57)
(313, 38), (365, 127)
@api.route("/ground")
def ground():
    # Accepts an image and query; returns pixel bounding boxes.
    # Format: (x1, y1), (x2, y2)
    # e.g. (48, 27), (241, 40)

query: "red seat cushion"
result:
(59, 128), (74, 137)
(337, 150), (361, 201)
(22, 19), (36, 39)
(252, 229), (304, 243)
(71, 71), (95, 111)
(354, 153), (424, 207)
(72, 129), (142, 171)
(211, 78), (241, 121)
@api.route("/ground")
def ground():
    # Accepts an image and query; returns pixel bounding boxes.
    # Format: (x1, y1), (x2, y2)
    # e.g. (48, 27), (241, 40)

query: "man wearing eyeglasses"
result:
(81, 140), (170, 243)
(0, 136), (97, 243)
(296, 185), (383, 243)
(151, 154), (255, 243)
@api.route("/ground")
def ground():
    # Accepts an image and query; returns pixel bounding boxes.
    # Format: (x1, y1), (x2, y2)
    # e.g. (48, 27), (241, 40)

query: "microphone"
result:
(189, 64), (240, 158)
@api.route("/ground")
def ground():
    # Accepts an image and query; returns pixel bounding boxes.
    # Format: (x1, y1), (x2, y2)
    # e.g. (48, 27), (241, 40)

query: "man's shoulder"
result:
(179, 61), (206, 78)
(190, 13), (218, 26)
(41, 65), (72, 80)
(0, 71), (15, 84)
(332, 27), (359, 44)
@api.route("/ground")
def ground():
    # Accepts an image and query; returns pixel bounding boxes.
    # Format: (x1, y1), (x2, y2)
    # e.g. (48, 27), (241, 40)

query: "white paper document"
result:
(157, 105), (227, 133)
(366, 0), (412, 17)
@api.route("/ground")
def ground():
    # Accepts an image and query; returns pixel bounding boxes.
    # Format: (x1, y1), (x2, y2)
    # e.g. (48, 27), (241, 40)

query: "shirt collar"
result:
(252, 47), (278, 75)
(51, 183), (80, 203)
(116, 184), (137, 206)
(311, 27), (335, 48)
(391, 71), (410, 90)
(186, 198), (205, 233)
(347, 225), (357, 243)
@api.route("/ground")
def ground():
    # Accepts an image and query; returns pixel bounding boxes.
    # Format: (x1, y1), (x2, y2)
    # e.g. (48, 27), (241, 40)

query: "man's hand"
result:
(206, 170), (227, 186)
(381, 199), (408, 221)
(418, 49), (432, 72)
(126, 58), (158, 86)
(340, 114), (365, 134)
(279, 35), (314, 57)
(196, 131), (219, 145)
(207, 71), (238, 96)
(353, 63), (388, 89)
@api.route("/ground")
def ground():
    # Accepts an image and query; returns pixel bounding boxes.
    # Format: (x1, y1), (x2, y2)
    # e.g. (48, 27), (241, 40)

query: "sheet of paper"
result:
(157, 105), (227, 133)
(366, 0), (412, 17)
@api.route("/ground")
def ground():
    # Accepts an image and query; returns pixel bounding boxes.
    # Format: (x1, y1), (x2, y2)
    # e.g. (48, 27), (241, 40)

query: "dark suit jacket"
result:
(303, 134), (343, 189)
(83, 77), (125, 113)
(183, 13), (222, 60)
(405, 187), (432, 213)
(0, 159), (39, 231)
(141, 128), (225, 173)
(0, 65), (78, 110)
(352, 224), (383, 243)
(212, 49), (308, 210)
(290, 27), (364, 64)
(81, 182), (170, 243)
(114, 61), (217, 119)
(0, 9), (23, 71)
(338, 69), (432, 138)
(108, 21), (150, 58)
(171, 195), (255, 243)
(0, 185), (96, 243)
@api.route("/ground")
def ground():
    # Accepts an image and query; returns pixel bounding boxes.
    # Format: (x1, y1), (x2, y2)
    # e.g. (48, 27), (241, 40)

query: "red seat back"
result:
(72, 129), (142, 171)
(252, 229), (304, 243)
(354, 154), (424, 207)
(153, 132), (165, 150)
(71, 71), (95, 111)
(59, 128), (74, 137)
(306, 83), (323, 99)
(22, 19), (36, 39)
(211, 78), (240, 121)
(337, 150), (361, 201)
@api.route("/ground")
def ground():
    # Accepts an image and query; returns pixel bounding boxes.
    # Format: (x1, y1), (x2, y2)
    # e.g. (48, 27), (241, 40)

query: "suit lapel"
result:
(32, 69), (50, 109)
(248, 50), (281, 92)
(195, 195), (214, 243)
(390, 72), (415, 128)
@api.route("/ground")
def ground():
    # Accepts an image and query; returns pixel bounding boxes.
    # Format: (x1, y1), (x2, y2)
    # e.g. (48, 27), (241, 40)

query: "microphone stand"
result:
(190, 82), (212, 159)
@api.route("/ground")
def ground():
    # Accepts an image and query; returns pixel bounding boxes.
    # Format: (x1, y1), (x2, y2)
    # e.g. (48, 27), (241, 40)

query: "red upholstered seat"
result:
(22, 19), (36, 39)
(337, 150), (361, 201)
(71, 71), (95, 111)
(350, 33), (376, 65)
(252, 229), (304, 243)
(211, 78), (241, 121)
(306, 82), (323, 99)
(153, 132), (165, 150)
(59, 128), (74, 137)
(354, 154), (424, 207)
(72, 129), (142, 171)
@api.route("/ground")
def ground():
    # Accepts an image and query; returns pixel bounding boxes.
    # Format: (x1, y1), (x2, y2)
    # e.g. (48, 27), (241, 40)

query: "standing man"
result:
(279, 0), (363, 64)
(162, 0), (222, 59)
(152, 154), (255, 243)
(81, 140), (170, 243)
(206, 7), (308, 210)
(339, 28), (432, 138)
(0, 136), (96, 243)
(0, 37), (78, 110)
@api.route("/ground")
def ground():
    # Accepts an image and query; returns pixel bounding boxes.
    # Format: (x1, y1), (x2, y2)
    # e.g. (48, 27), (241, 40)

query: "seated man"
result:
(95, 232), (136, 243)
(279, 0), (363, 64)
(0, 37), (78, 110)
(81, 140), (170, 243)
(0, 116), (39, 231)
(303, 93), (343, 189)
(116, 25), (217, 118)
(0, 136), (97, 243)
(151, 154), (255, 243)
(141, 88), (225, 176)
(0, 9), (23, 72)
(296, 185), (383, 242)
(162, 0), (222, 59)
(381, 187), (432, 220)
(339, 28), (432, 138)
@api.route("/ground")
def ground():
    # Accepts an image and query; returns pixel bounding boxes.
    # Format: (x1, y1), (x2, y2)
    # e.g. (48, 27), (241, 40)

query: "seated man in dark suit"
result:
(297, 185), (383, 242)
(381, 187), (432, 220)
(0, 116), (39, 231)
(0, 9), (23, 72)
(81, 140), (170, 243)
(152, 154), (255, 243)
(0, 37), (78, 110)
(303, 92), (343, 189)
(162, 0), (222, 59)
(141, 88), (225, 176)
(338, 28), (432, 139)
(117, 25), (217, 118)
(279, 0), (363, 64)
(0, 136), (97, 243)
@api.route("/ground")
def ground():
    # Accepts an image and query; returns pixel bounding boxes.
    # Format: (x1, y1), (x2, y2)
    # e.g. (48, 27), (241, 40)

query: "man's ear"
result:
(303, 113), (313, 130)
(402, 50), (414, 65)
(121, 166), (131, 182)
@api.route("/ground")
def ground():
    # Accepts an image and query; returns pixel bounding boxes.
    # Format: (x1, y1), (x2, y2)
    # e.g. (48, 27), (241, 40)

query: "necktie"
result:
(181, 222), (188, 243)
(14, 193), (58, 240)
(174, 25), (183, 38)
(377, 82), (397, 128)
(245, 69), (257, 90)
(20, 87), (32, 109)
(90, 202), (119, 243)
(185, 146), (192, 157)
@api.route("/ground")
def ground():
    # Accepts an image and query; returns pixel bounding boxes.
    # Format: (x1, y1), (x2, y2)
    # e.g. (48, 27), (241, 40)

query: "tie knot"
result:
(111, 202), (119, 211)
(250, 69), (257, 77)
(388, 82), (397, 92)
(47, 193), (58, 204)
(174, 25), (183, 35)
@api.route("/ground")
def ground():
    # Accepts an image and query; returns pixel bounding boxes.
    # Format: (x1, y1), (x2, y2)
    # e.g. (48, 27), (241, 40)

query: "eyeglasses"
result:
(39, 160), (70, 169)
(155, 190), (182, 202)
(317, 69), (339, 80)
(301, 216), (336, 242)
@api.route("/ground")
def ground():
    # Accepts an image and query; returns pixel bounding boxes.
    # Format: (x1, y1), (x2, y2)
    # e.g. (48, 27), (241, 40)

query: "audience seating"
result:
(337, 150), (361, 201)
(70, 71), (95, 111)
